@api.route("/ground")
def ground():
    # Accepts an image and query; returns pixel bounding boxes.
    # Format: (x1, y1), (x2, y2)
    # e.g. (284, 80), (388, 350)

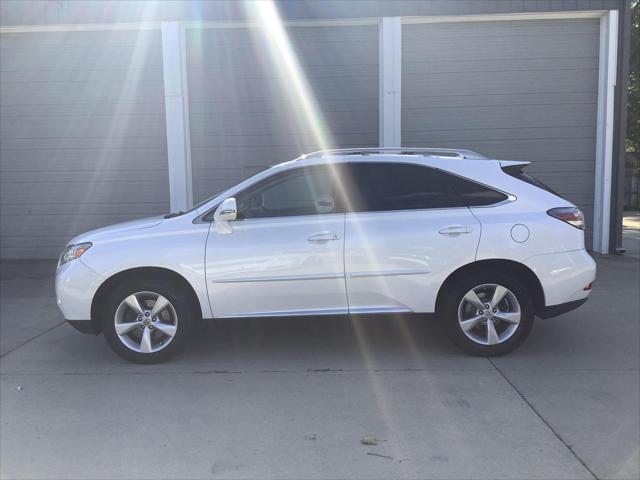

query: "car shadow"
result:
(176, 313), (466, 368)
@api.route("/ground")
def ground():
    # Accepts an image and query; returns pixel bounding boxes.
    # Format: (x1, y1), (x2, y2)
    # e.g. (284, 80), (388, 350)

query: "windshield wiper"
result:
(164, 211), (185, 219)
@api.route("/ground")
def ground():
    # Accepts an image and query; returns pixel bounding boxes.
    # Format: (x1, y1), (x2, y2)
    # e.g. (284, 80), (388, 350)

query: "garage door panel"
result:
(0, 66), (163, 84)
(1, 114), (166, 139)
(404, 69), (597, 97)
(402, 56), (598, 75)
(403, 135), (596, 157)
(0, 149), (166, 171)
(402, 19), (600, 38)
(403, 103), (596, 130)
(187, 24), (378, 202)
(188, 77), (377, 103)
(0, 167), (168, 184)
(190, 132), (377, 149)
(1, 201), (165, 217)
(1, 136), (166, 150)
(189, 98), (378, 115)
(188, 64), (379, 81)
(402, 18), (599, 248)
(0, 30), (169, 259)
(402, 91), (597, 109)
(0, 30), (163, 49)
(190, 111), (378, 137)
(402, 38), (598, 61)
(0, 179), (168, 205)
(0, 102), (166, 117)
(0, 81), (164, 105)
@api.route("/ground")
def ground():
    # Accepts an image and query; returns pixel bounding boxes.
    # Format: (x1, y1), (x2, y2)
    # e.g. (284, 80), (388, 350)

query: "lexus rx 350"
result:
(55, 148), (596, 363)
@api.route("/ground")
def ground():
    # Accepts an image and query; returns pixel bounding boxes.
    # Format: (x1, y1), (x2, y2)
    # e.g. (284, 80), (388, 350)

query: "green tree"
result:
(628, 0), (639, 151)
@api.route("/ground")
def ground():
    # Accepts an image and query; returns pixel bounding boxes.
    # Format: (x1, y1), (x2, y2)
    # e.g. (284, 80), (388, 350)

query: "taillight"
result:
(547, 207), (585, 230)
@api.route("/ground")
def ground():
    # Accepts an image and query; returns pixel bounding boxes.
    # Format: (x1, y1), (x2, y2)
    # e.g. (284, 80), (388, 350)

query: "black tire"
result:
(100, 276), (197, 363)
(439, 270), (534, 356)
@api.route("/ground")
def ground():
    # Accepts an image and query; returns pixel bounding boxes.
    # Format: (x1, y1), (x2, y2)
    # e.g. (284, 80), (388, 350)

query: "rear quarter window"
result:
(444, 173), (509, 206)
(502, 165), (562, 197)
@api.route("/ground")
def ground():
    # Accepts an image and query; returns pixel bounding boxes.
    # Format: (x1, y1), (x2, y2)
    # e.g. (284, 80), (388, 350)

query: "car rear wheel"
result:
(101, 278), (196, 363)
(440, 271), (534, 356)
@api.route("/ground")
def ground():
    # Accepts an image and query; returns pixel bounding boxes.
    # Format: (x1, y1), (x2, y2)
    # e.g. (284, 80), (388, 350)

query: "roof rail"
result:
(300, 147), (487, 160)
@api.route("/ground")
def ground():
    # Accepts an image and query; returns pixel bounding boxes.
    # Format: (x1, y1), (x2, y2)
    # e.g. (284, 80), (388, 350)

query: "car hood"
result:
(67, 216), (166, 245)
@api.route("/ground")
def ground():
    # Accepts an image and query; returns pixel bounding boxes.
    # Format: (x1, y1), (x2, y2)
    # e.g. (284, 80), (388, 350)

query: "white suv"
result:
(55, 148), (596, 363)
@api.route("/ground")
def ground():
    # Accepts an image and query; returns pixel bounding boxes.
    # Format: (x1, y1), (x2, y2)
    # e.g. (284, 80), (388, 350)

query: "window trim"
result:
(195, 161), (516, 223)
(437, 168), (516, 208)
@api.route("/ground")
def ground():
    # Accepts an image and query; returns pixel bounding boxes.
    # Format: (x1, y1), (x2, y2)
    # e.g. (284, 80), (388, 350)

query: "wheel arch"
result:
(435, 259), (545, 316)
(90, 267), (203, 334)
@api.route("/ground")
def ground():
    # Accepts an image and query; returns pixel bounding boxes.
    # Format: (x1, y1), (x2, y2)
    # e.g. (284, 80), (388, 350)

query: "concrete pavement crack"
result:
(488, 358), (599, 480)
(1, 366), (637, 377)
(0, 321), (65, 358)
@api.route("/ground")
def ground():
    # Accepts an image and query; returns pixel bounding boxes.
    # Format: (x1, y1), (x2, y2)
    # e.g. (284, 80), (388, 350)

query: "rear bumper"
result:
(537, 298), (588, 319)
(524, 249), (596, 308)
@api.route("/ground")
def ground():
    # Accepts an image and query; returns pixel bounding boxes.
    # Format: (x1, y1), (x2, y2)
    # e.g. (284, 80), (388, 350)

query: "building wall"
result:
(0, 1), (630, 258)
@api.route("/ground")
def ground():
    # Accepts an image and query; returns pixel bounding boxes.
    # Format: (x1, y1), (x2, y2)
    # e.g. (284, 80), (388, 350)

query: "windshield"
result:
(164, 190), (225, 218)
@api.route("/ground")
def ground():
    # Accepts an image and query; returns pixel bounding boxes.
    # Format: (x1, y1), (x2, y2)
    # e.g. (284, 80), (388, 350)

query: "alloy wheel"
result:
(457, 283), (521, 346)
(114, 291), (178, 353)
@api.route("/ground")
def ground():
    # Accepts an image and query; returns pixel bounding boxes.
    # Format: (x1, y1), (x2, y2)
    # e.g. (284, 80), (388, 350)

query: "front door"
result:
(205, 166), (348, 318)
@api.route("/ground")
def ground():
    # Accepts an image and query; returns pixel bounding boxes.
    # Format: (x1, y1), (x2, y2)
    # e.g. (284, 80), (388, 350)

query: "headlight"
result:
(59, 242), (92, 266)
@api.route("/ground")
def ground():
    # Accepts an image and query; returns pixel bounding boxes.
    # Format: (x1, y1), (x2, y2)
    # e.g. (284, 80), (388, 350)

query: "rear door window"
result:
(343, 163), (466, 212)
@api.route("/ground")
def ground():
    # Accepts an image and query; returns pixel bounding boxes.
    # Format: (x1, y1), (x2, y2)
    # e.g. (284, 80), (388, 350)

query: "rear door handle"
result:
(438, 225), (473, 236)
(307, 231), (340, 243)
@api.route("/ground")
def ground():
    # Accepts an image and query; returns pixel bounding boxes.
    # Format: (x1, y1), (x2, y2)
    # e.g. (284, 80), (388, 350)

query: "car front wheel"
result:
(101, 278), (196, 363)
(440, 271), (534, 356)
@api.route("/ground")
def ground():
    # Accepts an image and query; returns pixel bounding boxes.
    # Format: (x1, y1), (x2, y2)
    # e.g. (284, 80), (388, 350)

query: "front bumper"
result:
(524, 248), (596, 310)
(55, 259), (102, 322)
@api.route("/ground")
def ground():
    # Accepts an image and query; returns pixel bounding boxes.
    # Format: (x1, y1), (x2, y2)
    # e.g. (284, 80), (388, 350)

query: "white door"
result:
(205, 166), (348, 318)
(343, 162), (482, 314)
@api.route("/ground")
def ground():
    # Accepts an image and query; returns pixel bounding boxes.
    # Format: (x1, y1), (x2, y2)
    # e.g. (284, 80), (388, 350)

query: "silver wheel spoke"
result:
(495, 311), (521, 325)
(139, 327), (153, 353)
(463, 290), (485, 310)
(153, 321), (177, 338)
(486, 319), (500, 345)
(150, 295), (170, 318)
(115, 321), (140, 336)
(124, 294), (145, 316)
(490, 285), (508, 307)
(460, 315), (483, 332)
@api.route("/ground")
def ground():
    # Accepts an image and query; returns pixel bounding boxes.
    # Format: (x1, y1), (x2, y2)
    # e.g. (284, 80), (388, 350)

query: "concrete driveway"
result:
(1, 255), (638, 480)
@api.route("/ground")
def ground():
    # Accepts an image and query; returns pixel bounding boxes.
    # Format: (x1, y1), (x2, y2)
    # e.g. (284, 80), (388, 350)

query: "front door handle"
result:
(307, 231), (340, 243)
(438, 225), (473, 236)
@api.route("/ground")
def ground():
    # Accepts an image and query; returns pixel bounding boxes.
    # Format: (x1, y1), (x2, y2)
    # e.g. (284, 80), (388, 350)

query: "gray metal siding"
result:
(186, 25), (379, 202)
(0, 30), (169, 259)
(402, 18), (600, 246)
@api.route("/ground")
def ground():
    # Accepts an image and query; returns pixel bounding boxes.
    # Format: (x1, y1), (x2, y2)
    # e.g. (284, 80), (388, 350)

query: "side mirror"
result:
(213, 197), (237, 234)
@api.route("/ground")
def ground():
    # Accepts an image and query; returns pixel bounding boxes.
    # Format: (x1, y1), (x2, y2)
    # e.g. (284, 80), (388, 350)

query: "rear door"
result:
(343, 162), (481, 314)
